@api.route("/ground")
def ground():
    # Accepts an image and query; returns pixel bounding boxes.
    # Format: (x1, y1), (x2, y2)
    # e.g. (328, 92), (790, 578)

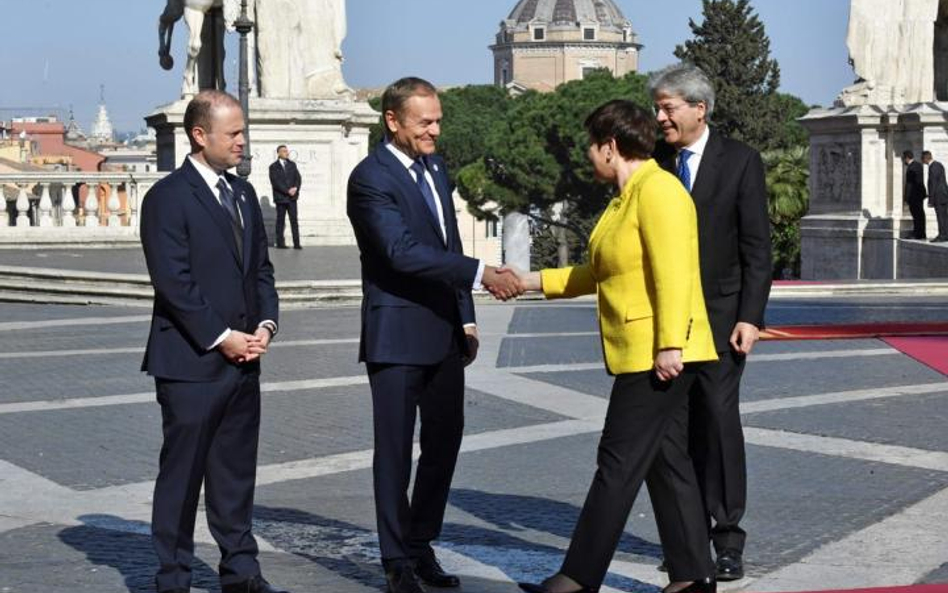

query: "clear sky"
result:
(0, 0), (852, 134)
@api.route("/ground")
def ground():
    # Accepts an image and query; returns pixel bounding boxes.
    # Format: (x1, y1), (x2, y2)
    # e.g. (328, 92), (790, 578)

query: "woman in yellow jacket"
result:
(515, 100), (718, 593)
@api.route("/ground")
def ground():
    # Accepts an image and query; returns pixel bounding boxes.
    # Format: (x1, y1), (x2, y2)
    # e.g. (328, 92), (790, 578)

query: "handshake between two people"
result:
(481, 265), (541, 301)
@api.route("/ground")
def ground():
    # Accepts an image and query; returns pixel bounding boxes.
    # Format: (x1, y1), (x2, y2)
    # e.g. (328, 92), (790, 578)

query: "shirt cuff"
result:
(463, 323), (477, 329)
(472, 260), (485, 290)
(209, 328), (231, 350)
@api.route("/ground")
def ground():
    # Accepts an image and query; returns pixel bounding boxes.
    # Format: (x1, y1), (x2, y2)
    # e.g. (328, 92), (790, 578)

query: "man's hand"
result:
(461, 326), (479, 367)
(482, 265), (524, 301)
(288, 187), (298, 197)
(502, 265), (542, 291)
(654, 348), (684, 381)
(218, 331), (264, 364)
(729, 321), (760, 355)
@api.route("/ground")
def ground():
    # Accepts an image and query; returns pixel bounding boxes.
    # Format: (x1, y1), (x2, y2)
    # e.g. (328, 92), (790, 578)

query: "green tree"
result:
(763, 146), (809, 278)
(459, 70), (652, 266)
(674, 0), (783, 151)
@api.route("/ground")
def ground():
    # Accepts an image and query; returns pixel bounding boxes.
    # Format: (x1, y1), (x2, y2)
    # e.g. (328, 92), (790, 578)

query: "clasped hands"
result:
(218, 328), (272, 364)
(481, 265), (540, 301)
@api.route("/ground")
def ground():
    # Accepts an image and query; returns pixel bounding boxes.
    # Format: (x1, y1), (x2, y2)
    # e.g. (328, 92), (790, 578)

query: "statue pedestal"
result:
(798, 102), (948, 279)
(146, 97), (378, 245)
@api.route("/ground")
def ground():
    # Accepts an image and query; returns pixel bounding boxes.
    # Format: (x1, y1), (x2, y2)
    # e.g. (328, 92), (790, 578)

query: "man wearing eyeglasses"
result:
(649, 63), (772, 583)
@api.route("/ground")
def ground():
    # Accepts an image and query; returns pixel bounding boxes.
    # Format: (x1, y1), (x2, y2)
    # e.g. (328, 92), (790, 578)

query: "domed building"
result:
(491, 0), (642, 92)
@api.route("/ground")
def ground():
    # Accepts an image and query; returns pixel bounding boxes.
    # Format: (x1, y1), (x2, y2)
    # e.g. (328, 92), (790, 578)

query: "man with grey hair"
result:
(649, 63), (772, 582)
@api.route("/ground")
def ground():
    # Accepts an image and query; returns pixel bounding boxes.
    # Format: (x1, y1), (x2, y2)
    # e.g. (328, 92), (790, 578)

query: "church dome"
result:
(506, 0), (630, 31)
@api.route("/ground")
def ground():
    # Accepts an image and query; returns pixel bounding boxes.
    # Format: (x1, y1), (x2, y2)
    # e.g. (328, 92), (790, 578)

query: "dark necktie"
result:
(677, 148), (693, 192)
(217, 177), (244, 259)
(409, 159), (443, 230)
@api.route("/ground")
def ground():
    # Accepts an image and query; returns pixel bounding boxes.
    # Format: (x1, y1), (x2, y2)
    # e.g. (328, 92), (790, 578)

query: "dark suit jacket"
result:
(140, 158), (279, 381)
(347, 144), (478, 365)
(657, 129), (772, 351)
(905, 160), (926, 203)
(269, 159), (302, 204)
(928, 160), (948, 206)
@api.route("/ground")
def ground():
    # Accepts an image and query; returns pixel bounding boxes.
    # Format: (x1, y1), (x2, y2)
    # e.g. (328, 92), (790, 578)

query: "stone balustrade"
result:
(0, 171), (166, 242)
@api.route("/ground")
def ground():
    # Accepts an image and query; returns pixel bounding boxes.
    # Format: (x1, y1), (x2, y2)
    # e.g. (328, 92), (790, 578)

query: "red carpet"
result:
(882, 335), (948, 376)
(757, 587), (948, 593)
(761, 322), (948, 340)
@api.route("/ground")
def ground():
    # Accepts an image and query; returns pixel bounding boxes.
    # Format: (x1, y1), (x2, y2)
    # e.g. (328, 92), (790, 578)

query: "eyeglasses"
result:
(652, 101), (697, 116)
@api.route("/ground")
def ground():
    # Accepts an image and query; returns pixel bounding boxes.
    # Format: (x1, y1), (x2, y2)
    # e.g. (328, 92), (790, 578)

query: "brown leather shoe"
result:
(415, 554), (460, 588)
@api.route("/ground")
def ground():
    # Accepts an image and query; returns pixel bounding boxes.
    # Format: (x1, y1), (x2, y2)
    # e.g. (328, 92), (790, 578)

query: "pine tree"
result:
(674, 0), (783, 151)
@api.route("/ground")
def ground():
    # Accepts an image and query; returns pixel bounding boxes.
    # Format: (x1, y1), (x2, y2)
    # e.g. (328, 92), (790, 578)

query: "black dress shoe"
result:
(517, 583), (597, 593)
(293, 245), (303, 250)
(275, 245), (289, 249)
(662, 577), (716, 593)
(386, 565), (426, 593)
(715, 550), (744, 581)
(221, 575), (289, 593)
(415, 555), (460, 587)
(159, 589), (188, 593)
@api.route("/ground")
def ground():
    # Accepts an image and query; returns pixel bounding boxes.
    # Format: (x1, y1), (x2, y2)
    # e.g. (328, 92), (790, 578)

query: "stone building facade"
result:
(491, 0), (642, 92)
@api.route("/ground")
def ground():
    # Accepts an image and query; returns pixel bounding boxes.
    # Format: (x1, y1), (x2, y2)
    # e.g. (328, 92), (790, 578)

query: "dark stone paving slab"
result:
(745, 390), (948, 453)
(752, 337), (888, 354)
(497, 335), (601, 368)
(0, 518), (331, 593)
(921, 562), (948, 584)
(0, 386), (563, 490)
(0, 302), (140, 323)
(507, 305), (597, 335)
(518, 348), (945, 401)
(0, 245), (362, 281)
(766, 298), (948, 325)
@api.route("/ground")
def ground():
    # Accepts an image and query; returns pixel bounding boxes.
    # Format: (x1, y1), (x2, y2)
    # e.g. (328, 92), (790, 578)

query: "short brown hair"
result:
(183, 90), (242, 151)
(584, 100), (657, 160)
(380, 77), (438, 135)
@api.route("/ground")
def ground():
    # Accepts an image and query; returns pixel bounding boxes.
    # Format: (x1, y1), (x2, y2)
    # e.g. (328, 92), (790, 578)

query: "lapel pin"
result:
(432, 164), (439, 172)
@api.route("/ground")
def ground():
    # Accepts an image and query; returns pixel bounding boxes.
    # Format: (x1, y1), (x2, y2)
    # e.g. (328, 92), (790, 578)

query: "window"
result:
(582, 67), (599, 79)
(502, 68), (509, 85)
(584, 28), (596, 41)
(533, 27), (545, 41)
(485, 219), (499, 238)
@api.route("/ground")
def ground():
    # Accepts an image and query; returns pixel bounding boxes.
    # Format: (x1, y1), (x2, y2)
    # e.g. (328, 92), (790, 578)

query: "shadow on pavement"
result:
(57, 514), (221, 593)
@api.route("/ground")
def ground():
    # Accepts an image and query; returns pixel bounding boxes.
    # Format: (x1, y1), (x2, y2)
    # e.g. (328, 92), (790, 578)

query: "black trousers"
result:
(275, 200), (300, 247)
(367, 348), (465, 567)
(561, 368), (713, 588)
(909, 199), (927, 239)
(689, 350), (747, 555)
(152, 372), (262, 592)
(934, 201), (948, 239)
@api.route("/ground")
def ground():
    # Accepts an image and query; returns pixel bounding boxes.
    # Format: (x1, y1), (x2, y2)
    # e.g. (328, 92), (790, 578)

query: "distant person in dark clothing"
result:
(269, 145), (302, 249)
(922, 150), (948, 242)
(903, 150), (927, 240)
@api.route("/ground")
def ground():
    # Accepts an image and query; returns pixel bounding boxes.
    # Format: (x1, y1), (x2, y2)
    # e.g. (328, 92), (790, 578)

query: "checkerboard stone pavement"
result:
(2, 289), (948, 593)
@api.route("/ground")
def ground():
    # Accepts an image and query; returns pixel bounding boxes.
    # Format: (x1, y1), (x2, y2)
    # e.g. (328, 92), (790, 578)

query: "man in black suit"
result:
(903, 150), (928, 240)
(650, 63), (772, 582)
(922, 150), (948, 242)
(269, 144), (302, 249)
(140, 90), (286, 593)
(347, 77), (521, 593)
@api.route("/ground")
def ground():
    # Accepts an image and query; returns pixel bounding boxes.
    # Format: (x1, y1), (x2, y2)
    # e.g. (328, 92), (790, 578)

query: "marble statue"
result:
(255, 0), (353, 99)
(839, 0), (944, 106)
(158, 0), (241, 97)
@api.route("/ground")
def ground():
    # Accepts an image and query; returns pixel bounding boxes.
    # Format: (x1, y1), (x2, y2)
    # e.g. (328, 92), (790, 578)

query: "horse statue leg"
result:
(181, 5), (207, 97)
(157, 0), (184, 70)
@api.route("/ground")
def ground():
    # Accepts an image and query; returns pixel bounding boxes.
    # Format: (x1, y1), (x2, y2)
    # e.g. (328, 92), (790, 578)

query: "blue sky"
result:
(0, 0), (852, 133)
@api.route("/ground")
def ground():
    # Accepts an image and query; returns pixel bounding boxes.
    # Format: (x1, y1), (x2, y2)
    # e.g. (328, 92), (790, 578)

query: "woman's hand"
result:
(654, 348), (683, 381)
(501, 265), (542, 291)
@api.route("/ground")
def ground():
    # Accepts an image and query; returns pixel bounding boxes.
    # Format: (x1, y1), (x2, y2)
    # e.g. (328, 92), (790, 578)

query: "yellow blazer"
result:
(541, 159), (717, 374)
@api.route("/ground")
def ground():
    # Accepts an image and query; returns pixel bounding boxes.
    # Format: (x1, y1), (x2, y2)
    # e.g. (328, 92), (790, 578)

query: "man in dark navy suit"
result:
(347, 77), (521, 593)
(140, 90), (286, 593)
(651, 63), (772, 582)
(269, 144), (303, 249)
(903, 150), (927, 240)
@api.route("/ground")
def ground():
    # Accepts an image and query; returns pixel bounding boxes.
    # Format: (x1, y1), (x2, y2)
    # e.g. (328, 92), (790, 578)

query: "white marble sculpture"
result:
(255, 0), (354, 99)
(158, 0), (242, 98)
(840, 0), (941, 106)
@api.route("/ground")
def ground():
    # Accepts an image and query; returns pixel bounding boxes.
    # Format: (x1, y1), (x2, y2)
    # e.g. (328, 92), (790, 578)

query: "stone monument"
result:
(147, 0), (376, 245)
(798, 0), (948, 278)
